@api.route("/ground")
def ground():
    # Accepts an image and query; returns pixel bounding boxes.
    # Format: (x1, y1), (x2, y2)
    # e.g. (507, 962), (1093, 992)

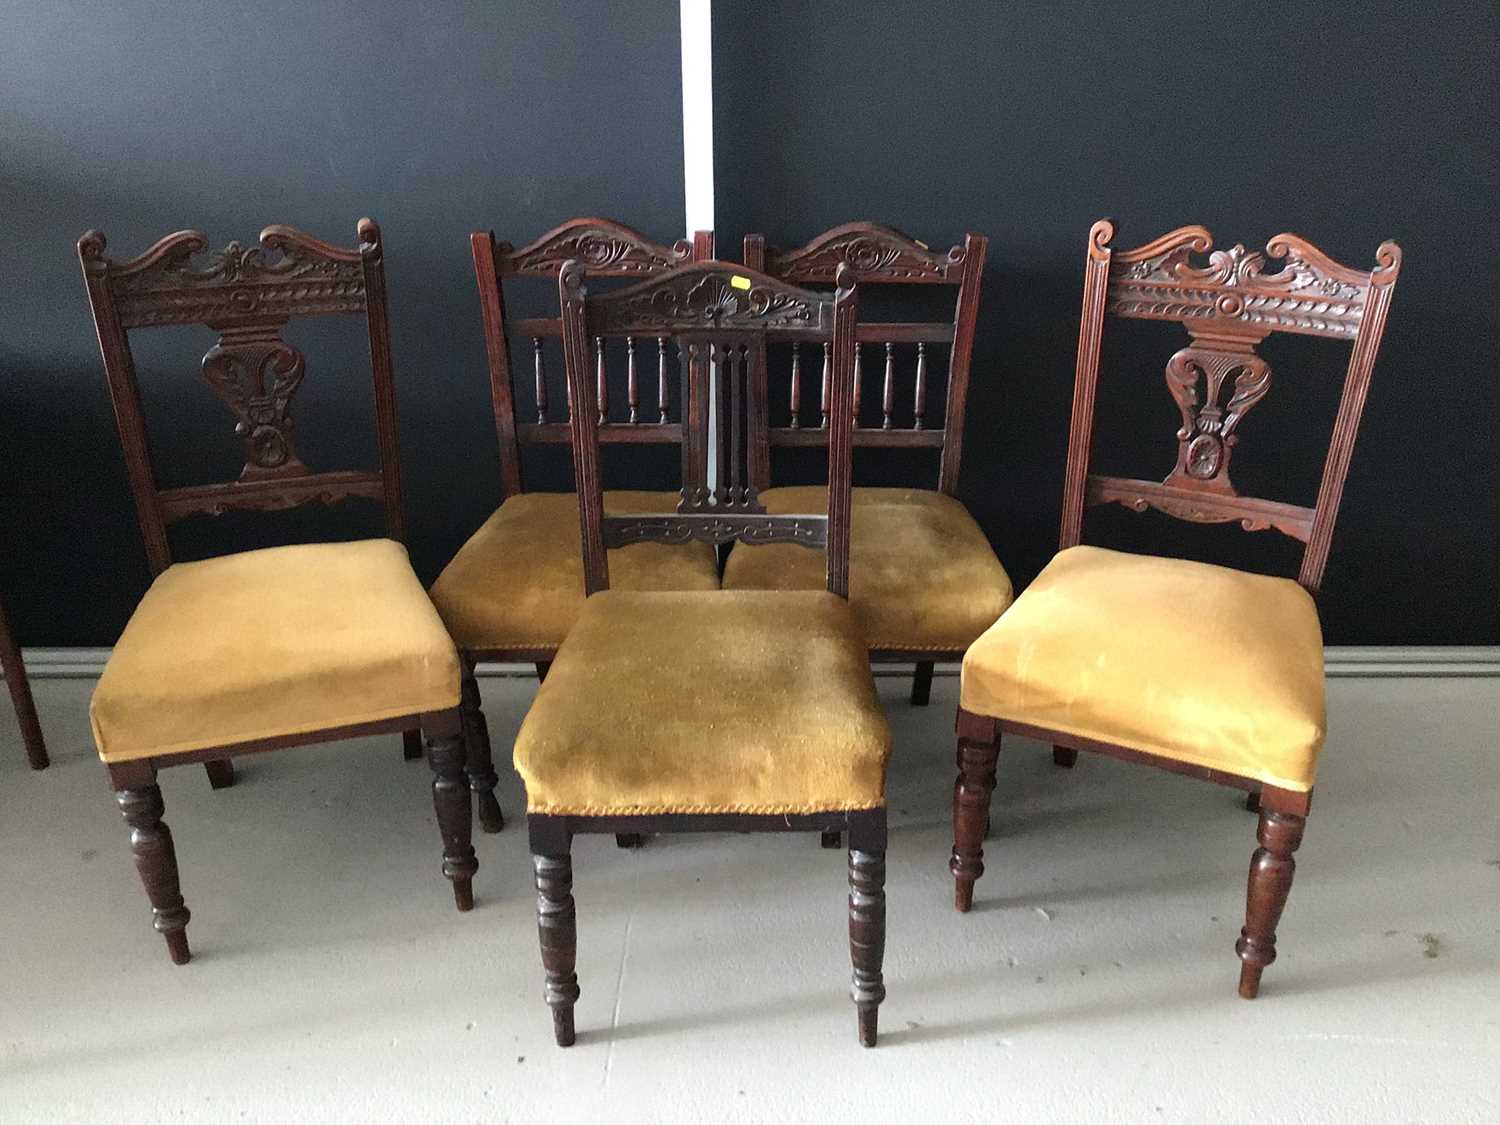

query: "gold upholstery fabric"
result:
(91, 540), (460, 762)
(721, 487), (1012, 653)
(513, 590), (892, 815)
(429, 491), (720, 652)
(960, 546), (1326, 791)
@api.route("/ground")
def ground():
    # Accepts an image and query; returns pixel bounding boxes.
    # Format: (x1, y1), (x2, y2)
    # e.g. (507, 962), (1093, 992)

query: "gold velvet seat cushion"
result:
(960, 545), (1326, 792)
(90, 539), (461, 763)
(721, 487), (1013, 652)
(513, 590), (892, 815)
(429, 491), (721, 653)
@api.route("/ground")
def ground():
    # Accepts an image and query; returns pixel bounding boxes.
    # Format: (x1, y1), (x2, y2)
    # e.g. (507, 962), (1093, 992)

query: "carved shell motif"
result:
(624, 274), (818, 329)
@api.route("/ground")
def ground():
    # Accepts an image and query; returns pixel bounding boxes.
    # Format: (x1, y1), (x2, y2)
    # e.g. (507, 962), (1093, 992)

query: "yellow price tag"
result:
(730, 275), (751, 290)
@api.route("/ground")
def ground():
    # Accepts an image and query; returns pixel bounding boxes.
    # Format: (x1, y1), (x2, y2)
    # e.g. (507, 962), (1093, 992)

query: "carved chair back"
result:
(559, 260), (860, 598)
(78, 219), (405, 576)
(743, 222), (987, 494)
(1061, 220), (1402, 592)
(470, 219), (715, 498)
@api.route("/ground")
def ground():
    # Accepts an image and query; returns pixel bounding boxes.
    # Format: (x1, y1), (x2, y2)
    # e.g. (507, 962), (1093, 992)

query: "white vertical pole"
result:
(679, 0), (715, 240)
(680, 0), (717, 493)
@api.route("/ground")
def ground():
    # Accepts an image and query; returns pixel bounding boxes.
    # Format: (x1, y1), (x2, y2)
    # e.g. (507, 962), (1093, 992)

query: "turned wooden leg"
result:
(426, 728), (478, 912)
(402, 729), (424, 761)
(1052, 746), (1077, 769)
(534, 660), (552, 684)
(950, 734), (1000, 912)
(460, 662), (504, 834)
(614, 833), (645, 849)
(1244, 786), (1262, 813)
(0, 605), (48, 770)
(116, 783), (191, 964)
(203, 759), (235, 789)
(821, 831), (842, 849)
(533, 851), (580, 1046)
(1236, 809), (1305, 999)
(909, 661), (934, 706)
(848, 848), (887, 1047)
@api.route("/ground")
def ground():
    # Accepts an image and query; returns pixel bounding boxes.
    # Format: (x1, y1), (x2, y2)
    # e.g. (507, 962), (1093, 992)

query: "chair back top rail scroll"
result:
(558, 259), (860, 598)
(744, 221), (987, 494)
(469, 218), (715, 498)
(1059, 219), (1402, 592)
(77, 219), (406, 576)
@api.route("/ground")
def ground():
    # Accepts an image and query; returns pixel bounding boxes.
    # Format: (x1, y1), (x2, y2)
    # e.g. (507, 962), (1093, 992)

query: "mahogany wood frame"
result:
(745, 223), (989, 705)
(77, 219), (474, 964)
(458, 220), (715, 837)
(952, 220), (1402, 1000)
(522, 257), (886, 1046)
(0, 596), (47, 769)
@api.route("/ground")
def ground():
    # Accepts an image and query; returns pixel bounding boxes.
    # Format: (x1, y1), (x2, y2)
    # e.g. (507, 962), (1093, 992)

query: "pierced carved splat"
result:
(1163, 343), (1272, 492)
(199, 323), (311, 481)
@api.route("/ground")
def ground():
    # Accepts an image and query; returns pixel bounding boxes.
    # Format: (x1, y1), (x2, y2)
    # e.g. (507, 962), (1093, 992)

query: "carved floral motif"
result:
(1163, 345), (1272, 488)
(199, 326), (311, 480)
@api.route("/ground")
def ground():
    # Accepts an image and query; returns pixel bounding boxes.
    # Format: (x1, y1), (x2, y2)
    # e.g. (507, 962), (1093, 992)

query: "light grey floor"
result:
(1, 673), (1496, 1124)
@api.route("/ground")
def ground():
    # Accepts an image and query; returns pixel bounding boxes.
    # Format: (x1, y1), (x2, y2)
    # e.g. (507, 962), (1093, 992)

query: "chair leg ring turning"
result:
(534, 852), (580, 1046)
(1235, 808), (1305, 998)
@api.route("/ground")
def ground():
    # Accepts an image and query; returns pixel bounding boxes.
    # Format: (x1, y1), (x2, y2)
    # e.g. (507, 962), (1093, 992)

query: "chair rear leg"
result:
(533, 848), (580, 1046)
(820, 831), (842, 849)
(460, 661), (504, 833)
(115, 781), (191, 964)
(1244, 785), (1263, 813)
(848, 845), (887, 1047)
(614, 833), (645, 849)
(0, 610), (48, 769)
(950, 733), (1000, 911)
(1236, 808), (1305, 998)
(425, 723), (478, 912)
(203, 759), (235, 789)
(402, 729), (424, 760)
(909, 661), (934, 706)
(1052, 746), (1077, 768)
(535, 660), (552, 684)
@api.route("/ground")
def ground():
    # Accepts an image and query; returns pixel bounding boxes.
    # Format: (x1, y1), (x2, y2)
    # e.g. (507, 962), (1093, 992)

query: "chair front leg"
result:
(1236, 807), (1306, 998)
(950, 733), (1000, 912)
(848, 846), (887, 1047)
(460, 660), (504, 834)
(115, 778), (191, 964)
(424, 716), (477, 912)
(533, 849), (580, 1046)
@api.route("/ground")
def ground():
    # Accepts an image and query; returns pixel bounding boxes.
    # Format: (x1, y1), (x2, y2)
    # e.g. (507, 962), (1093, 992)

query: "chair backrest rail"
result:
(1059, 219), (1402, 593)
(77, 218), (405, 575)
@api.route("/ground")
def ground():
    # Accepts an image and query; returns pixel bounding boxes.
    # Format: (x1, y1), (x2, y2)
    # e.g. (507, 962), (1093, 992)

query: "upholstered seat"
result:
(429, 491), (721, 652)
(960, 545), (1326, 791)
(91, 539), (461, 762)
(721, 487), (1013, 652)
(513, 590), (891, 815)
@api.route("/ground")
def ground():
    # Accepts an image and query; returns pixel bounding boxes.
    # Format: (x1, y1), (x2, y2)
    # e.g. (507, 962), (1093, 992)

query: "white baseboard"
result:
(15, 645), (1499, 679)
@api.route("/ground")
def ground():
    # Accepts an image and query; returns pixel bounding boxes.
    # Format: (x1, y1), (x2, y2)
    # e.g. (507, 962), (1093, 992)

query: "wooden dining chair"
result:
(512, 258), (892, 1046)
(77, 219), (475, 964)
(952, 220), (1402, 999)
(726, 224), (1012, 717)
(429, 220), (717, 840)
(1, 595), (48, 769)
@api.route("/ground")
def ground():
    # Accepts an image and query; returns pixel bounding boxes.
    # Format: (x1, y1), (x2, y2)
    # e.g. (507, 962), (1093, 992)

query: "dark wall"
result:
(714, 2), (1499, 644)
(0, 1), (685, 644)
